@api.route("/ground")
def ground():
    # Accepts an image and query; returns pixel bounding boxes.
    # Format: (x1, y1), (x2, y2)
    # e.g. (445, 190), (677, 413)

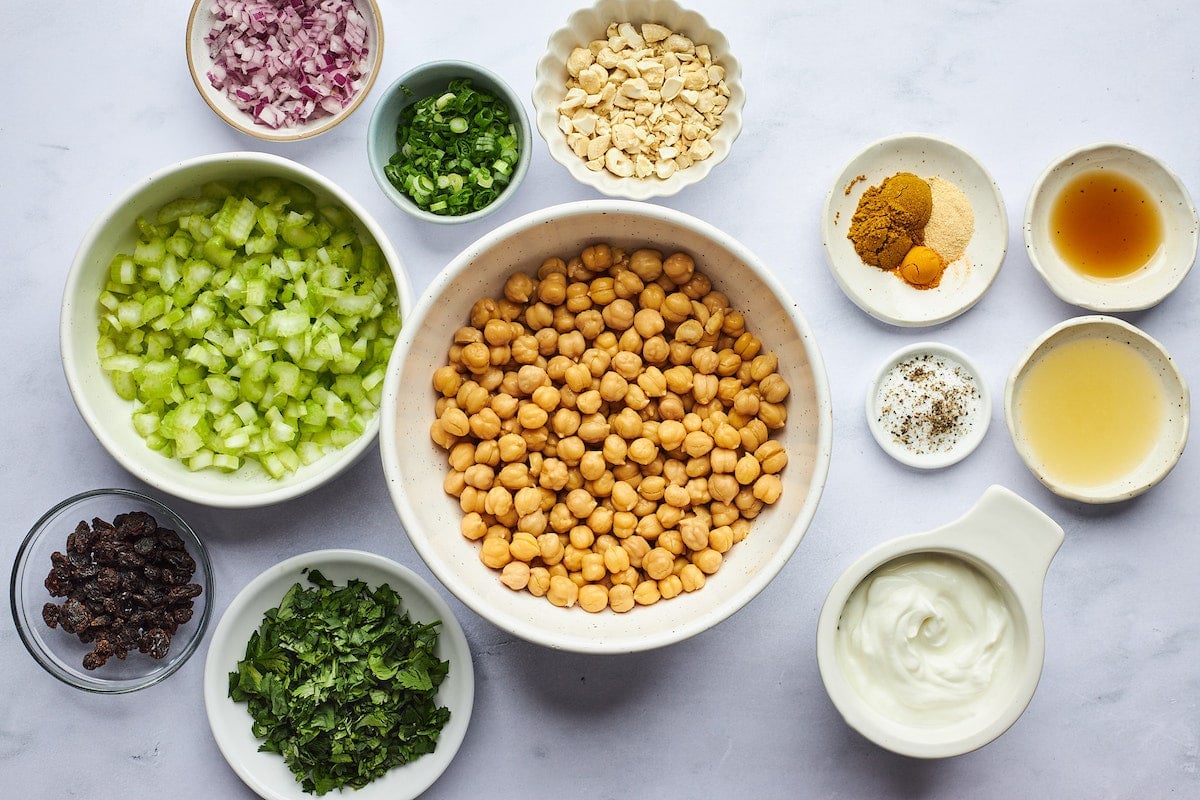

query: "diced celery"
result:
(213, 196), (259, 246)
(133, 238), (166, 267)
(96, 177), (401, 478)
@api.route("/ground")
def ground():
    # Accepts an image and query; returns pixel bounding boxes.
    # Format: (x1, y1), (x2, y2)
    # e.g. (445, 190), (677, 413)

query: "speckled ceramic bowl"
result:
(817, 486), (1063, 758)
(61, 152), (413, 508)
(532, 0), (744, 200)
(866, 342), (991, 470)
(1024, 142), (1198, 311)
(379, 200), (832, 653)
(186, 0), (384, 142)
(822, 133), (1008, 327)
(367, 60), (532, 223)
(1005, 315), (1189, 503)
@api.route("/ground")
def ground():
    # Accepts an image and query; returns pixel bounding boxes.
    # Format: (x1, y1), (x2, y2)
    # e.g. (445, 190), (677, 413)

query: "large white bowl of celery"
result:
(62, 152), (412, 508)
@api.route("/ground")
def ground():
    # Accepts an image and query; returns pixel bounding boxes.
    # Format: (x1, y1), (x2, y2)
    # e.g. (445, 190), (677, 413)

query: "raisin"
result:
(138, 629), (172, 659)
(161, 569), (186, 587)
(92, 542), (119, 565)
(95, 567), (119, 594)
(59, 599), (87, 634)
(116, 550), (145, 570)
(157, 528), (186, 551)
(132, 536), (156, 557)
(165, 584), (204, 604)
(82, 651), (109, 670)
(81, 581), (106, 604)
(43, 570), (69, 597)
(115, 512), (156, 540)
(42, 603), (61, 628)
(43, 511), (203, 671)
(163, 550), (196, 573)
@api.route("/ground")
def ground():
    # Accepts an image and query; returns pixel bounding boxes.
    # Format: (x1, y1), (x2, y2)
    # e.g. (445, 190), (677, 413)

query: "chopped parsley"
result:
(228, 569), (451, 795)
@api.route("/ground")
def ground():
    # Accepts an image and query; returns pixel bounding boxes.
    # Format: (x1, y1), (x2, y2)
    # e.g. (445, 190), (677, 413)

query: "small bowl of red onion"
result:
(185, 0), (384, 142)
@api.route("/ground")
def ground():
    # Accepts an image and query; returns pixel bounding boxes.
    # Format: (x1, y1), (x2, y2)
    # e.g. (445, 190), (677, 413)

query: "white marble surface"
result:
(3, 1), (1198, 797)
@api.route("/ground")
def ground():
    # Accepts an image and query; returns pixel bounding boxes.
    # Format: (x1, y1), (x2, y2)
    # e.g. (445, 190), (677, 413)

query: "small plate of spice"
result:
(822, 133), (1008, 327)
(867, 342), (991, 469)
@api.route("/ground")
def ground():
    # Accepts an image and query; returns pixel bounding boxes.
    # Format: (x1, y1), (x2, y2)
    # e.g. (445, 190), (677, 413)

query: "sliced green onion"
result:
(384, 77), (520, 216)
(96, 178), (402, 479)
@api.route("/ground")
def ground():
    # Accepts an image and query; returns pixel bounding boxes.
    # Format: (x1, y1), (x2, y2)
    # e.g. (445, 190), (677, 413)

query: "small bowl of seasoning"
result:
(866, 342), (990, 469)
(822, 133), (1008, 327)
(1024, 142), (1199, 311)
(10, 488), (213, 693)
(1005, 315), (1189, 503)
(186, 0), (384, 142)
(816, 485), (1064, 758)
(367, 60), (532, 223)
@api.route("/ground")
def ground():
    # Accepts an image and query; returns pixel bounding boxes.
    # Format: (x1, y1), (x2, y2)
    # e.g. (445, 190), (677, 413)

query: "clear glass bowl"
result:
(10, 488), (213, 693)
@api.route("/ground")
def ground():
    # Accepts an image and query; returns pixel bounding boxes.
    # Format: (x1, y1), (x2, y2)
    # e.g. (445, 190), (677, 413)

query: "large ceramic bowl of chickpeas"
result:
(380, 200), (832, 653)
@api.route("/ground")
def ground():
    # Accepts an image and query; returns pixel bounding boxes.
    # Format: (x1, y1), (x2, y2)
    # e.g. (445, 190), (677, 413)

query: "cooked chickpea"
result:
(658, 574), (683, 600)
(460, 512), (487, 541)
(578, 583), (609, 613)
(437, 243), (793, 611)
(480, 536), (512, 569)
(557, 330), (586, 358)
(499, 561), (530, 591)
(663, 252), (695, 284)
(509, 531), (540, 562)
(599, 372), (628, 402)
(740, 419), (769, 452)
(753, 474), (784, 504)
(642, 547), (675, 580)
(611, 351), (643, 381)
(679, 563), (706, 592)
(602, 298), (635, 331)
(691, 548), (723, 575)
(581, 243), (613, 273)
(546, 575), (579, 608)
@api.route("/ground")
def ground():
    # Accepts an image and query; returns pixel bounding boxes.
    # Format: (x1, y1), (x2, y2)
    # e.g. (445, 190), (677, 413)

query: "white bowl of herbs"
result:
(203, 549), (474, 799)
(61, 152), (413, 508)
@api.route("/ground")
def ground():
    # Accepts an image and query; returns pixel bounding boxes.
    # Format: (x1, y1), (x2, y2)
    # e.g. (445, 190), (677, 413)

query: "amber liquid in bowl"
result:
(1015, 337), (1164, 487)
(1050, 170), (1164, 278)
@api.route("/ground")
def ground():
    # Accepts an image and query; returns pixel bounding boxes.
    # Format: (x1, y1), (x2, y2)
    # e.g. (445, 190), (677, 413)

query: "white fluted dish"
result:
(532, 0), (744, 199)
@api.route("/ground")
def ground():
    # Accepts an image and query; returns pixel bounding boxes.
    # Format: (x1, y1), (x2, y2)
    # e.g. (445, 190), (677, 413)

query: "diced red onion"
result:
(204, 0), (370, 130)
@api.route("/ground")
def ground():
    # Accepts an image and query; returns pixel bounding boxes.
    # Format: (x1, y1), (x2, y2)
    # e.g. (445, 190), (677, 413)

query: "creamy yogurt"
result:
(835, 553), (1016, 727)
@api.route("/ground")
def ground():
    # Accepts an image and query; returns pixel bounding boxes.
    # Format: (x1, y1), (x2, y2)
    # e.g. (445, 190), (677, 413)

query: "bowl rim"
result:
(366, 59), (533, 224)
(379, 198), (834, 653)
(60, 150), (412, 509)
(1003, 314), (1190, 503)
(185, 0), (385, 142)
(531, 0), (745, 200)
(202, 548), (474, 800)
(1021, 140), (1200, 312)
(10, 487), (214, 694)
(865, 341), (992, 470)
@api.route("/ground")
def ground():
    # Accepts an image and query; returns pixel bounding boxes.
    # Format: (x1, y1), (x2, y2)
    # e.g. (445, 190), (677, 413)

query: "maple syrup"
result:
(1049, 169), (1163, 279)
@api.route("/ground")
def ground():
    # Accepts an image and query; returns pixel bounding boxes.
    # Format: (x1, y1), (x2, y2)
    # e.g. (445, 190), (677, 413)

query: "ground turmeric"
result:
(847, 173), (933, 270)
(897, 245), (946, 288)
